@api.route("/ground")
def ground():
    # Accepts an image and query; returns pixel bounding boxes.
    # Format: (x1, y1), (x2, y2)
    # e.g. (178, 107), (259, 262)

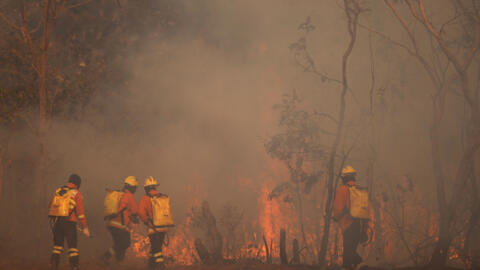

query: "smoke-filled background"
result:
(0, 0), (479, 269)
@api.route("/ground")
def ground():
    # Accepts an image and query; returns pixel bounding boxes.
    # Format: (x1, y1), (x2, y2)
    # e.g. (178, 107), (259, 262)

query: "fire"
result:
(162, 215), (196, 265)
(130, 203), (198, 264)
(132, 230), (150, 258)
(127, 154), (463, 267)
(131, 224), (196, 264)
(449, 252), (459, 261)
(428, 214), (439, 242)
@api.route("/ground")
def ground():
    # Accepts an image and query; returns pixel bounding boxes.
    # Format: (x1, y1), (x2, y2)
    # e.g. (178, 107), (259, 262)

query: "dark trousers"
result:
(51, 218), (79, 270)
(148, 232), (166, 269)
(103, 226), (131, 262)
(342, 219), (363, 269)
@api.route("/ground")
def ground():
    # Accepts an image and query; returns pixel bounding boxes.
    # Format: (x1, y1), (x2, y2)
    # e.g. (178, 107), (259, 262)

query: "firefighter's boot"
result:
(50, 254), (60, 270)
(100, 248), (114, 266)
(154, 252), (165, 270)
(148, 256), (155, 270)
(68, 248), (80, 270)
(157, 262), (166, 270)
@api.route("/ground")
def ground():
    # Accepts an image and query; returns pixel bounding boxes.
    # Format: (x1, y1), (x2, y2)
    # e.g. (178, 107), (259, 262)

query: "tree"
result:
(0, 1), (96, 247)
(265, 90), (328, 263)
(279, 1), (365, 265)
(318, 0), (364, 266)
(0, 0), (180, 253)
(364, 0), (480, 266)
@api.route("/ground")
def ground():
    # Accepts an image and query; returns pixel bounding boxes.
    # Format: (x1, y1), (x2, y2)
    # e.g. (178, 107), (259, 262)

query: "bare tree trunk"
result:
(201, 201), (223, 262)
(263, 235), (271, 264)
(464, 201), (480, 267)
(367, 162), (385, 261)
(31, 0), (53, 257)
(195, 238), (211, 264)
(428, 87), (451, 266)
(333, 226), (339, 264)
(295, 183), (314, 262)
(366, 29), (386, 262)
(466, 160), (480, 268)
(280, 228), (288, 265)
(318, 0), (361, 266)
(314, 182), (323, 262)
(0, 145), (5, 204)
(292, 239), (300, 264)
(38, 0), (51, 137)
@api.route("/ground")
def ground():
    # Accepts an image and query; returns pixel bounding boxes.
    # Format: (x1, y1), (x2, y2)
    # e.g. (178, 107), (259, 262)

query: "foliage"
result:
(265, 90), (327, 201)
(0, 0), (180, 126)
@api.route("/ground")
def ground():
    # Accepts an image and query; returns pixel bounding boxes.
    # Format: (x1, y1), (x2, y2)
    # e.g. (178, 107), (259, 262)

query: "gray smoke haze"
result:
(34, 0), (330, 258)
(1, 0), (470, 266)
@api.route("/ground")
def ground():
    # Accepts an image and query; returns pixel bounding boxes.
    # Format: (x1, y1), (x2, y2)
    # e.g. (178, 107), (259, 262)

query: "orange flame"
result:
(132, 230), (150, 258)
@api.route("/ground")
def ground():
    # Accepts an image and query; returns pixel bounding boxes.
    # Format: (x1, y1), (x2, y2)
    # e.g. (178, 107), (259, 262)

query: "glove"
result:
(83, 227), (91, 238)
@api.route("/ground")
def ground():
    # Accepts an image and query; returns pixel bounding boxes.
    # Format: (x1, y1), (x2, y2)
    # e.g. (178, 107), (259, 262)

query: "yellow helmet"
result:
(341, 165), (357, 177)
(144, 176), (158, 187)
(124, 176), (138, 186)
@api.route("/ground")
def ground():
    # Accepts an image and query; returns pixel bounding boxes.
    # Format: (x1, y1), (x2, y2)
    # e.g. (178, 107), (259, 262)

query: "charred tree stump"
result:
(201, 201), (223, 262)
(194, 238), (211, 264)
(262, 235), (272, 264)
(280, 228), (288, 265)
(292, 238), (300, 264)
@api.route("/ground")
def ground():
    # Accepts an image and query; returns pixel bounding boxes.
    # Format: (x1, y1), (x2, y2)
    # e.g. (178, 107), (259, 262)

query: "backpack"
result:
(48, 187), (77, 217)
(348, 186), (370, 219)
(104, 190), (124, 218)
(151, 194), (174, 230)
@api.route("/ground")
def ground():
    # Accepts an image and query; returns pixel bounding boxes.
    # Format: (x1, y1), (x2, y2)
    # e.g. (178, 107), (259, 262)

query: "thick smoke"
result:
(0, 0), (470, 266)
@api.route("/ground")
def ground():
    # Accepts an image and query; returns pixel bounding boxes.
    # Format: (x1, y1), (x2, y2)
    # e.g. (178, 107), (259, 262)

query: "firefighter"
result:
(333, 166), (367, 270)
(101, 176), (139, 264)
(139, 176), (172, 270)
(49, 174), (90, 270)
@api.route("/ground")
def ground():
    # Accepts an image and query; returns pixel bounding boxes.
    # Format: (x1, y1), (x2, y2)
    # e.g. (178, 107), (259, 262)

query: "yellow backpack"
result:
(348, 186), (370, 219)
(104, 190), (124, 218)
(48, 187), (76, 217)
(151, 195), (174, 230)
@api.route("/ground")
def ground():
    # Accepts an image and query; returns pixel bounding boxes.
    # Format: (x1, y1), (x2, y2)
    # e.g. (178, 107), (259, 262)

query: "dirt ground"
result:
(0, 259), (464, 270)
(0, 261), (316, 270)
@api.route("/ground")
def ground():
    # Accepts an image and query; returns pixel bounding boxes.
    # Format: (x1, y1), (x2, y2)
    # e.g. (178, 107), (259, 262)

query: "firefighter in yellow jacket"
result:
(139, 177), (174, 270)
(48, 174), (90, 270)
(101, 176), (139, 264)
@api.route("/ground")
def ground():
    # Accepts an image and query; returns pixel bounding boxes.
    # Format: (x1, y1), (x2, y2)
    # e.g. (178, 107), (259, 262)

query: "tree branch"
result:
(413, 0), (476, 108)
(385, 0), (421, 55)
(66, 0), (94, 10)
(0, 11), (20, 31)
(357, 22), (414, 56)
(384, 0), (441, 90)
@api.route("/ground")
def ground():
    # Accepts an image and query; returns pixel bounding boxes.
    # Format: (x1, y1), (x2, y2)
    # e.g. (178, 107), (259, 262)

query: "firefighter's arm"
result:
(75, 192), (88, 230)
